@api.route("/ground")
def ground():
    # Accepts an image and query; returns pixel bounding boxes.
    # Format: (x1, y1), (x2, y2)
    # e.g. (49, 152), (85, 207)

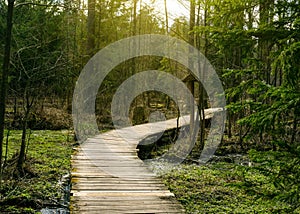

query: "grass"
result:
(0, 130), (74, 213)
(161, 158), (299, 213)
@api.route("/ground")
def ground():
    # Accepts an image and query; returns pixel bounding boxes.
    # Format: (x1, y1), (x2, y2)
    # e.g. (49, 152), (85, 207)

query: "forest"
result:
(0, 0), (299, 213)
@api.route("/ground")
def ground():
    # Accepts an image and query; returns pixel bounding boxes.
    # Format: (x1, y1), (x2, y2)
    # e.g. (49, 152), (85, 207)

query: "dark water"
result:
(40, 208), (69, 214)
(40, 174), (70, 214)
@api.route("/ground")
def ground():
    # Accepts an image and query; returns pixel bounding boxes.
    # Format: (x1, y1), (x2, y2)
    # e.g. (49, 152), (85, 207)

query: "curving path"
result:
(70, 108), (222, 213)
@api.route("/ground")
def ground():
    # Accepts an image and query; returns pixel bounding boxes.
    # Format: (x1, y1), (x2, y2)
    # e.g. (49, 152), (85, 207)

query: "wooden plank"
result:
(71, 178), (162, 183)
(72, 166), (153, 171)
(72, 173), (156, 178)
(71, 196), (176, 201)
(71, 199), (178, 204)
(72, 156), (140, 160)
(71, 181), (164, 186)
(72, 183), (166, 187)
(71, 190), (175, 197)
(72, 186), (168, 191)
(71, 174), (157, 179)
(72, 205), (183, 211)
(71, 210), (183, 214)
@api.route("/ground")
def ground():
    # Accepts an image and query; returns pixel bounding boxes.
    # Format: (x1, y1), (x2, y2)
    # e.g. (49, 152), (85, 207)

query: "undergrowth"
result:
(0, 130), (74, 213)
(162, 150), (300, 213)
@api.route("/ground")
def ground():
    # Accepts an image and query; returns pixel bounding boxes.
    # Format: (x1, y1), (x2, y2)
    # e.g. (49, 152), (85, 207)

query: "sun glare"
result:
(142, 0), (189, 21)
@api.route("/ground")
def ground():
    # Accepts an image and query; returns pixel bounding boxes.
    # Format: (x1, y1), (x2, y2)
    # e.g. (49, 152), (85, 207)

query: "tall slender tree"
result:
(87, 0), (95, 56)
(188, 0), (196, 142)
(0, 0), (15, 176)
(164, 0), (169, 33)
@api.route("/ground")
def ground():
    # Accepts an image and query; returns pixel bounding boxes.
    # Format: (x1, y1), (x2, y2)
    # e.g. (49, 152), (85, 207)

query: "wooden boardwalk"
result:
(70, 109), (221, 213)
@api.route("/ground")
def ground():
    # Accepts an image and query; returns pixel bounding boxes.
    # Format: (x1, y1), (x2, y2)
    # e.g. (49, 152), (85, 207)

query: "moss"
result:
(162, 160), (295, 213)
(0, 130), (74, 213)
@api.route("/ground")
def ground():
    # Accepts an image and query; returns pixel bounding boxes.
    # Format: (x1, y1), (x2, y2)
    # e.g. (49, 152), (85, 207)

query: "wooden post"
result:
(183, 74), (196, 141)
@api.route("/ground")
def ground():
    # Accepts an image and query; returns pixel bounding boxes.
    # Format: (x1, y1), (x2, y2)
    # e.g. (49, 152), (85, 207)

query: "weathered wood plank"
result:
(72, 186), (168, 191)
(71, 178), (162, 183)
(71, 198), (178, 204)
(71, 190), (175, 197)
(71, 210), (184, 214)
(72, 205), (183, 211)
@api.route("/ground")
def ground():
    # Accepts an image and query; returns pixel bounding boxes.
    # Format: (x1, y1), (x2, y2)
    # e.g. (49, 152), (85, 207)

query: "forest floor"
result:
(0, 130), (74, 213)
(161, 159), (297, 213)
(0, 129), (299, 213)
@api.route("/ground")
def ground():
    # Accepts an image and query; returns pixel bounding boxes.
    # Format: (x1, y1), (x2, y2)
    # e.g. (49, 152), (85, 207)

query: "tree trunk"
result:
(259, 0), (274, 85)
(17, 114), (28, 172)
(198, 1), (209, 150)
(227, 109), (232, 138)
(188, 0), (196, 141)
(4, 129), (10, 168)
(0, 0), (15, 176)
(189, 0), (195, 46)
(164, 0), (169, 33)
(17, 93), (32, 172)
(132, 0), (137, 36)
(291, 109), (298, 146)
(87, 0), (95, 56)
(132, 0), (138, 108)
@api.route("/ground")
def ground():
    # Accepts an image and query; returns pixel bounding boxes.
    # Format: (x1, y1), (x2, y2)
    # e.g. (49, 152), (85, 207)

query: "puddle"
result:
(40, 173), (70, 214)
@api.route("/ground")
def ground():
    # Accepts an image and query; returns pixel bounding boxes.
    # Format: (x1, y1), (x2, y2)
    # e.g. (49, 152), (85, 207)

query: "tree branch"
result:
(15, 2), (66, 8)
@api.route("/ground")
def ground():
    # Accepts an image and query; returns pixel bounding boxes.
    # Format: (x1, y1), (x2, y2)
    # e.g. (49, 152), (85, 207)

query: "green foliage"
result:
(211, 0), (300, 149)
(275, 41), (300, 90)
(226, 40), (300, 146)
(249, 150), (300, 209)
(10, 3), (69, 99)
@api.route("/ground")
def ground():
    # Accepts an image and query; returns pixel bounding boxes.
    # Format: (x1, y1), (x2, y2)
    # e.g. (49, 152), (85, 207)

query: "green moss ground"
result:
(0, 130), (74, 213)
(162, 154), (300, 213)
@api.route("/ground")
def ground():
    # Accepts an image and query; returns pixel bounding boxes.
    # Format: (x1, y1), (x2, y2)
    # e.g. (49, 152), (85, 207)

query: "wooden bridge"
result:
(70, 109), (222, 213)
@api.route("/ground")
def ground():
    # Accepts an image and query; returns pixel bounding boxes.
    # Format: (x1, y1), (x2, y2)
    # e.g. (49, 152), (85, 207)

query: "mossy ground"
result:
(161, 152), (299, 214)
(0, 130), (74, 213)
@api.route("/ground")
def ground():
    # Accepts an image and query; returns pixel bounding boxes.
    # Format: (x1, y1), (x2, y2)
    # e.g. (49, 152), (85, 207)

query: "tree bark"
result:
(17, 113), (28, 172)
(259, 0), (274, 85)
(0, 0), (15, 176)
(198, 1), (209, 150)
(189, 0), (195, 46)
(87, 0), (95, 56)
(17, 91), (34, 171)
(164, 0), (169, 33)
(188, 0), (196, 142)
